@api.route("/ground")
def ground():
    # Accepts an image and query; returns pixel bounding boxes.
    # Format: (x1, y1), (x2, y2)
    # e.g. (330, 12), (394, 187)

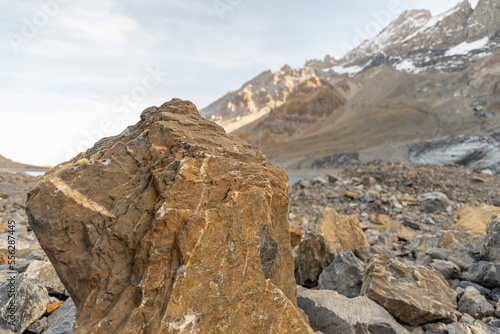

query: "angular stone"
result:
(417, 192), (451, 213)
(361, 255), (457, 326)
(296, 287), (410, 334)
(429, 259), (461, 280)
(296, 207), (369, 286)
(318, 249), (364, 298)
(464, 262), (500, 289)
(458, 205), (500, 236)
(25, 261), (67, 296)
(0, 273), (50, 333)
(26, 317), (47, 334)
(458, 286), (495, 319)
(446, 322), (470, 334)
(297, 287), (371, 334)
(481, 215), (500, 262)
(367, 300), (410, 334)
(411, 231), (483, 269)
(26, 100), (315, 333)
(44, 298), (76, 334)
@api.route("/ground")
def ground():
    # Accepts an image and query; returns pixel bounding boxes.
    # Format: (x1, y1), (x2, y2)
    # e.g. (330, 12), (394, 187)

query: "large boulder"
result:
(26, 99), (315, 333)
(481, 215), (500, 262)
(361, 255), (457, 326)
(296, 207), (369, 287)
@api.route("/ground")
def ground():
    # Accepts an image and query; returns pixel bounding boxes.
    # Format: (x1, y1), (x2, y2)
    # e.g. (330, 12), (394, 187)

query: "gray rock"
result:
(473, 320), (496, 334)
(458, 286), (495, 319)
(426, 248), (454, 260)
(464, 261), (500, 289)
(26, 317), (47, 334)
(318, 250), (364, 298)
(297, 287), (371, 333)
(25, 261), (67, 296)
(429, 260), (460, 280)
(489, 288), (500, 302)
(417, 192), (451, 213)
(367, 300), (410, 334)
(44, 298), (76, 334)
(454, 281), (491, 297)
(446, 322), (470, 334)
(0, 273), (50, 333)
(423, 322), (448, 334)
(481, 215), (500, 263)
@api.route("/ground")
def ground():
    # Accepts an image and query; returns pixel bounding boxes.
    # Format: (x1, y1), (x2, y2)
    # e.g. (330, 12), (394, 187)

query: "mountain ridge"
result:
(201, 0), (500, 173)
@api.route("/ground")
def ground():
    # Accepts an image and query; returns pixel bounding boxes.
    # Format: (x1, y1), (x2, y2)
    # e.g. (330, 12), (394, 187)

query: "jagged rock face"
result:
(201, 65), (322, 132)
(235, 77), (346, 147)
(361, 255), (457, 326)
(466, 0), (500, 42)
(26, 99), (315, 333)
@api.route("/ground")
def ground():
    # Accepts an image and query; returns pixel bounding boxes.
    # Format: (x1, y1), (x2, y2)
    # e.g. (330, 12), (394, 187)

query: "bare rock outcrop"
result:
(26, 99), (315, 333)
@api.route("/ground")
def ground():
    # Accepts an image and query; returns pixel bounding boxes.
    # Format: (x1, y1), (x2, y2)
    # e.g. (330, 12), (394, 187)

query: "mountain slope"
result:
(201, 0), (500, 173)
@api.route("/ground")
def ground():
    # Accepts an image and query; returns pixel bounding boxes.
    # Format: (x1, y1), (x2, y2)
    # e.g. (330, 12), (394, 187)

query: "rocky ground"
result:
(290, 161), (500, 333)
(0, 171), (74, 334)
(0, 158), (500, 333)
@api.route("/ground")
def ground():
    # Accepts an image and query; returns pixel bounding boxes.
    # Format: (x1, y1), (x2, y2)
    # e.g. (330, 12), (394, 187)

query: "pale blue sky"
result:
(0, 0), (478, 165)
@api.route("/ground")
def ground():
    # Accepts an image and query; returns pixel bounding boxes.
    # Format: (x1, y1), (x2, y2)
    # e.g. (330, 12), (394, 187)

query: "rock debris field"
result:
(0, 100), (499, 333)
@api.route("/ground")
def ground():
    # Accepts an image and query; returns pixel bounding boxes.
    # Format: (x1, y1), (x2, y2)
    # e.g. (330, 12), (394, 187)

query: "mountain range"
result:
(201, 0), (500, 174)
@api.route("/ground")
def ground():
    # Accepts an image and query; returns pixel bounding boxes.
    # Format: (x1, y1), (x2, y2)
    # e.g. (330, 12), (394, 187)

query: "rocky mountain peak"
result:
(466, 0), (500, 41)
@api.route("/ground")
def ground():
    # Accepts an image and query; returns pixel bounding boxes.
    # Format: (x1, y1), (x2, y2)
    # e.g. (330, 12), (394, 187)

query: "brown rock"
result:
(290, 225), (303, 247)
(46, 300), (64, 315)
(371, 214), (416, 242)
(346, 191), (358, 199)
(296, 207), (369, 286)
(361, 255), (457, 326)
(403, 194), (418, 206)
(0, 192), (8, 199)
(472, 175), (487, 183)
(26, 99), (315, 333)
(0, 253), (9, 265)
(458, 204), (500, 235)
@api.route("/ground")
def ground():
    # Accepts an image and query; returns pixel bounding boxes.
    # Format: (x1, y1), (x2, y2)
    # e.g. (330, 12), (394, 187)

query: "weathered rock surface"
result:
(458, 205), (500, 235)
(43, 298), (76, 334)
(411, 231), (483, 269)
(0, 273), (50, 333)
(361, 255), (457, 326)
(297, 288), (371, 333)
(25, 261), (67, 296)
(297, 287), (410, 334)
(481, 215), (500, 262)
(26, 100), (315, 333)
(317, 249), (364, 298)
(464, 261), (500, 289)
(458, 286), (495, 320)
(296, 207), (369, 287)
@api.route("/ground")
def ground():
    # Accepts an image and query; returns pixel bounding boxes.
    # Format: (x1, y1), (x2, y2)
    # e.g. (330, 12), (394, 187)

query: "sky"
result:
(0, 0), (479, 166)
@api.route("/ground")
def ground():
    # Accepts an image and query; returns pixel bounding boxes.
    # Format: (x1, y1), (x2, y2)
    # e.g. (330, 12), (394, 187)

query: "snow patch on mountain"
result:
(445, 36), (490, 55)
